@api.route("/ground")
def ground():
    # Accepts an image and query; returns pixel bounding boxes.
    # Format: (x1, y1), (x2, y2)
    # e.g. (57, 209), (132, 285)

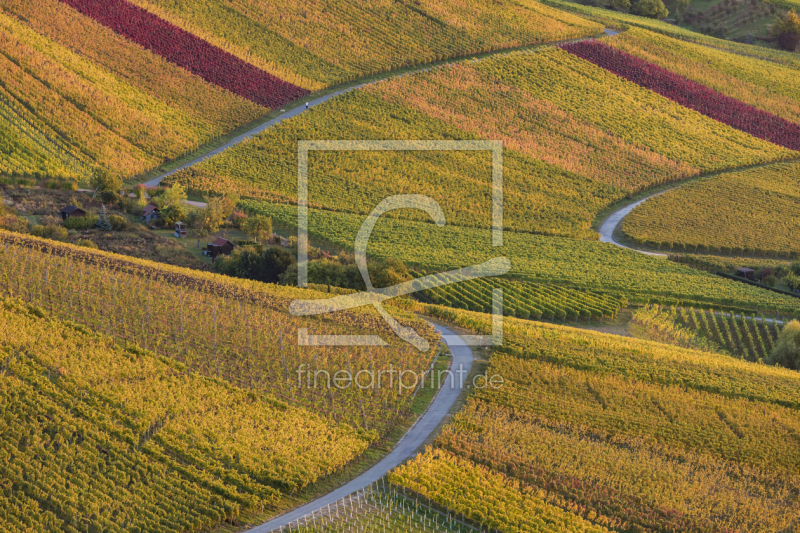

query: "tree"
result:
(632, 0), (669, 18)
(242, 215), (273, 244)
(90, 167), (122, 204)
(96, 205), (112, 231)
(676, 0), (690, 21)
(768, 320), (800, 370)
(162, 184), (187, 210)
(771, 9), (800, 51)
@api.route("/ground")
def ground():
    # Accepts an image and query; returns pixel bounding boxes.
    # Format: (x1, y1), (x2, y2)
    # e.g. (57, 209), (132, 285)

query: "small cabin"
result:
(60, 205), (86, 220)
(174, 221), (187, 238)
(735, 267), (755, 280)
(205, 237), (235, 258)
(141, 205), (160, 222)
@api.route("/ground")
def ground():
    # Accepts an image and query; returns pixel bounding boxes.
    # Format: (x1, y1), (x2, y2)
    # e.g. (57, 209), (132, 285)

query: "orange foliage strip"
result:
(366, 62), (697, 192)
(1, 0), (265, 133)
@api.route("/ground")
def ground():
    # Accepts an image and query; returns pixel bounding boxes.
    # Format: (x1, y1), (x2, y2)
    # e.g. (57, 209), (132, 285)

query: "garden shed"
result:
(60, 206), (86, 220)
(735, 267), (755, 280)
(174, 221), (187, 238)
(205, 237), (235, 258)
(141, 205), (160, 222)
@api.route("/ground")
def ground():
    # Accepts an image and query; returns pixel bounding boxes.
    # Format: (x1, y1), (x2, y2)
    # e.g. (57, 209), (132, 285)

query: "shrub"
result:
(0, 214), (29, 233)
(76, 239), (98, 249)
(109, 215), (129, 231)
(768, 320), (800, 370)
(64, 215), (99, 230)
(31, 224), (68, 241)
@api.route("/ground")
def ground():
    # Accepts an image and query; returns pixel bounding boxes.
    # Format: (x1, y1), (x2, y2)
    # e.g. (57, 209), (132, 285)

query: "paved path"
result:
(598, 192), (668, 257)
(143, 29), (618, 190)
(143, 88), (358, 188)
(248, 324), (473, 533)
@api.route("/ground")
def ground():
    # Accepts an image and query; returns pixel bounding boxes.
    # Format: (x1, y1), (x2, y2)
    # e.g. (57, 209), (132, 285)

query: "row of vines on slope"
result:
(122, 0), (603, 88)
(389, 304), (800, 532)
(415, 274), (626, 322)
(0, 232), (437, 436)
(244, 201), (800, 316)
(633, 305), (781, 362)
(57, 0), (309, 108)
(607, 28), (800, 125)
(0, 299), (371, 530)
(622, 161), (800, 258)
(561, 40), (800, 151)
(168, 47), (791, 240)
(0, 2), (264, 180)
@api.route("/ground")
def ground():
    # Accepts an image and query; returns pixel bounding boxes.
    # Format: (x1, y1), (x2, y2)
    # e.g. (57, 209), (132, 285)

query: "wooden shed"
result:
(205, 237), (235, 258)
(174, 221), (187, 238)
(735, 267), (755, 280)
(141, 205), (160, 222)
(60, 205), (86, 220)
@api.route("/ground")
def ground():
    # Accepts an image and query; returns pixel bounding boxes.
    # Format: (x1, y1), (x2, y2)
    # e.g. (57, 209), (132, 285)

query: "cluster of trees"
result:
(215, 245), (411, 290)
(771, 9), (800, 51)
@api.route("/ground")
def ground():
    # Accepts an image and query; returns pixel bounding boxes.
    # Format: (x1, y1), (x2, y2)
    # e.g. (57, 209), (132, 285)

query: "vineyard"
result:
(415, 275), (626, 322)
(168, 48), (791, 239)
(633, 305), (781, 362)
(561, 40), (800, 151)
(0, 0), (265, 179)
(0, 298), (373, 529)
(386, 304), (800, 531)
(608, 28), (800, 125)
(243, 201), (800, 316)
(121, 0), (603, 88)
(623, 161), (800, 257)
(406, 303), (800, 409)
(0, 231), (439, 436)
(390, 450), (609, 533)
(539, 0), (800, 69)
(279, 480), (479, 533)
(0, 95), (87, 180)
(57, 0), (309, 108)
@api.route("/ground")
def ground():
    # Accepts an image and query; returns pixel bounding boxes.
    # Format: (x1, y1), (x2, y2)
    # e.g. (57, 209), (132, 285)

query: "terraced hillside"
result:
(623, 161), (800, 257)
(0, 299), (372, 530)
(244, 201), (800, 316)
(0, 0), (266, 180)
(167, 46), (795, 240)
(0, 231), (439, 435)
(120, 0), (604, 88)
(389, 305), (800, 532)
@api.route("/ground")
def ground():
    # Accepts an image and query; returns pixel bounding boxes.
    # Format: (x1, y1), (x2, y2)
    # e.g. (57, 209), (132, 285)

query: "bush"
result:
(764, 274), (778, 287)
(768, 320), (800, 370)
(76, 239), (98, 249)
(64, 215), (99, 230)
(31, 224), (68, 241)
(0, 214), (30, 233)
(109, 215), (129, 231)
(217, 247), (296, 284)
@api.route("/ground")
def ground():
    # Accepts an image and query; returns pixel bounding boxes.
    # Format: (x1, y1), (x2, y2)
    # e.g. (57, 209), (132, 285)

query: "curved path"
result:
(143, 28), (619, 189)
(248, 324), (474, 533)
(598, 191), (668, 257)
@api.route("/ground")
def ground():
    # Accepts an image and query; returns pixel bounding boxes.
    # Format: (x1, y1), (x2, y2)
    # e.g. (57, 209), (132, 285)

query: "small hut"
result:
(735, 267), (755, 280)
(60, 205), (86, 220)
(205, 237), (235, 258)
(141, 205), (160, 222)
(174, 221), (187, 238)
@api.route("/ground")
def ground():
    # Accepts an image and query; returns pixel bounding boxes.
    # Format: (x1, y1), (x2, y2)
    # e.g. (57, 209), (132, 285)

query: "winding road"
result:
(143, 28), (619, 189)
(598, 192), (668, 257)
(248, 324), (473, 533)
